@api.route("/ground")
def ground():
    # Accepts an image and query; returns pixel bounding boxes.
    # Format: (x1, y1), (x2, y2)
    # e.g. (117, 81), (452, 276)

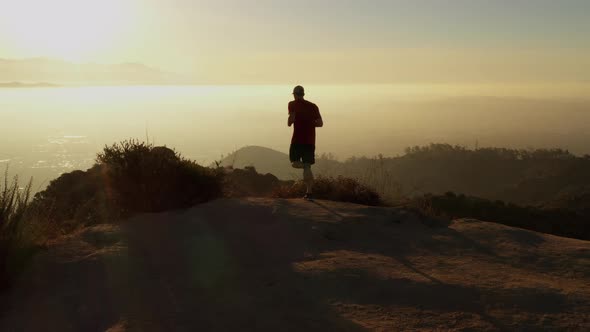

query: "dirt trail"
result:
(1, 198), (589, 331)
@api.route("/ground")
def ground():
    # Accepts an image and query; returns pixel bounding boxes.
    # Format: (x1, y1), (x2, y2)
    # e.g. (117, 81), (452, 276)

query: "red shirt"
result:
(289, 99), (321, 145)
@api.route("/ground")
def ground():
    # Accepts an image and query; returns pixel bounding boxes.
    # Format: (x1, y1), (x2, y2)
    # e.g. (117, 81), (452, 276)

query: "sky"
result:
(0, 0), (589, 84)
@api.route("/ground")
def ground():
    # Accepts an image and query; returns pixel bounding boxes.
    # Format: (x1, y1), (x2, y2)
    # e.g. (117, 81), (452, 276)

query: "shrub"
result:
(404, 193), (589, 240)
(223, 166), (283, 197)
(96, 140), (223, 213)
(273, 176), (383, 206)
(32, 140), (225, 230)
(31, 165), (115, 231)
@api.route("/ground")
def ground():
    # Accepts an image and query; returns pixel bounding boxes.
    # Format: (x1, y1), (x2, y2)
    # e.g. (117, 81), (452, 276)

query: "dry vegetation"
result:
(402, 192), (589, 240)
(0, 169), (38, 289)
(31, 140), (224, 230)
(273, 176), (383, 206)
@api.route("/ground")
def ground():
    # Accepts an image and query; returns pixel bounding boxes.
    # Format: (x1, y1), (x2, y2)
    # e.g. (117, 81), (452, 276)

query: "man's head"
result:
(293, 85), (305, 100)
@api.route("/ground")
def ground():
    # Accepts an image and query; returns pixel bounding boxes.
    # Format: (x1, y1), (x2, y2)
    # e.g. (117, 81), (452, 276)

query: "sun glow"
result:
(1, 0), (132, 61)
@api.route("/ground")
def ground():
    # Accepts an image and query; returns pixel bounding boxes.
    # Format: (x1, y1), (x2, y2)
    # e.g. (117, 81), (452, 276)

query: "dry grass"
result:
(0, 167), (40, 289)
(273, 176), (383, 206)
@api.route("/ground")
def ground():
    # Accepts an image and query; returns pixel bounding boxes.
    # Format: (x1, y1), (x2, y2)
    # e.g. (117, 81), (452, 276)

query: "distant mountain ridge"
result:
(0, 57), (189, 85)
(219, 145), (590, 212)
(0, 81), (60, 88)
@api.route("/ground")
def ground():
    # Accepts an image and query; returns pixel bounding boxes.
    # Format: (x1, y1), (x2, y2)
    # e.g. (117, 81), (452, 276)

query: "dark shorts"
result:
(289, 144), (315, 165)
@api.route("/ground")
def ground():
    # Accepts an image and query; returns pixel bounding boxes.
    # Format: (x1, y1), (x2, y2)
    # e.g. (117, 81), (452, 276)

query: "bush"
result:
(96, 140), (223, 213)
(32, 140), (225, 231)
(273, 176), (383, 206)
(31, 165), (115, 231)
(223, 166), (283, 197)
(404, 192), (589, 240)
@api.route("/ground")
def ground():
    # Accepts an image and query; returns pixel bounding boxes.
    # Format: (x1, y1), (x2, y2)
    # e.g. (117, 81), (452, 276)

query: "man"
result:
(288, 85), (323, 200)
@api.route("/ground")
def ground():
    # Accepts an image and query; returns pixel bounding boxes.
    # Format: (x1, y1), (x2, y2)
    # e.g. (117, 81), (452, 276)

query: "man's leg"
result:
(290, 144), (304, 169)
(291, 161), (304, 169)
(303, 164), (313, 194)
(302, 144), (315, 199)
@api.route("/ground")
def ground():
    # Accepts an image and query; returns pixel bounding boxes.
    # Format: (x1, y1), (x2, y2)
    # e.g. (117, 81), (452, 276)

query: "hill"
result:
(217, 146), (298, 180)
(220, 145), (590, 210)
(217, 146), (342, 181)
(1, 198), (588, 331)
(0, 58), (187, 85)
(0, 82), (60, 88)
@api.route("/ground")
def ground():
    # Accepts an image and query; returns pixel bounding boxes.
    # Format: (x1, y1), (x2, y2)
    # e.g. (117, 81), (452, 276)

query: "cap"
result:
(292, 85), (305, 96)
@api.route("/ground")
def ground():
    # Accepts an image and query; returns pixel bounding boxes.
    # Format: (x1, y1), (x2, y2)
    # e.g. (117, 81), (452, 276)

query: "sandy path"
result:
(1, 198), (589, 331)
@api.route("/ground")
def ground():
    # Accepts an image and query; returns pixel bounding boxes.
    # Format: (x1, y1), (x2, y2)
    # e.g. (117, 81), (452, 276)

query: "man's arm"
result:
(315, 106), (323, 127)
(288, 102), (295, 127)
(315, 117), (323, 127)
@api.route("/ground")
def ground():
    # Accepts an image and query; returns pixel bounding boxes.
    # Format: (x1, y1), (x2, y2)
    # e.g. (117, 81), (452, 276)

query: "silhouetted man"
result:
(288, 85), (323, 200)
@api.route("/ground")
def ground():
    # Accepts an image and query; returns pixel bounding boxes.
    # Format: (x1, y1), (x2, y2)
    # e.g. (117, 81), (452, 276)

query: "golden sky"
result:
(0, 0), (589, 84)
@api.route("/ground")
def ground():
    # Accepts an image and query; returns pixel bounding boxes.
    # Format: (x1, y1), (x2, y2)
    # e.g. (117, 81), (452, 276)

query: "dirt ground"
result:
(1, 198), (589, 331)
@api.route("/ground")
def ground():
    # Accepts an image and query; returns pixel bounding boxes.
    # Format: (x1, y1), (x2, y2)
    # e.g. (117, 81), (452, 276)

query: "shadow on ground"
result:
(1, 198), (588, 331)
